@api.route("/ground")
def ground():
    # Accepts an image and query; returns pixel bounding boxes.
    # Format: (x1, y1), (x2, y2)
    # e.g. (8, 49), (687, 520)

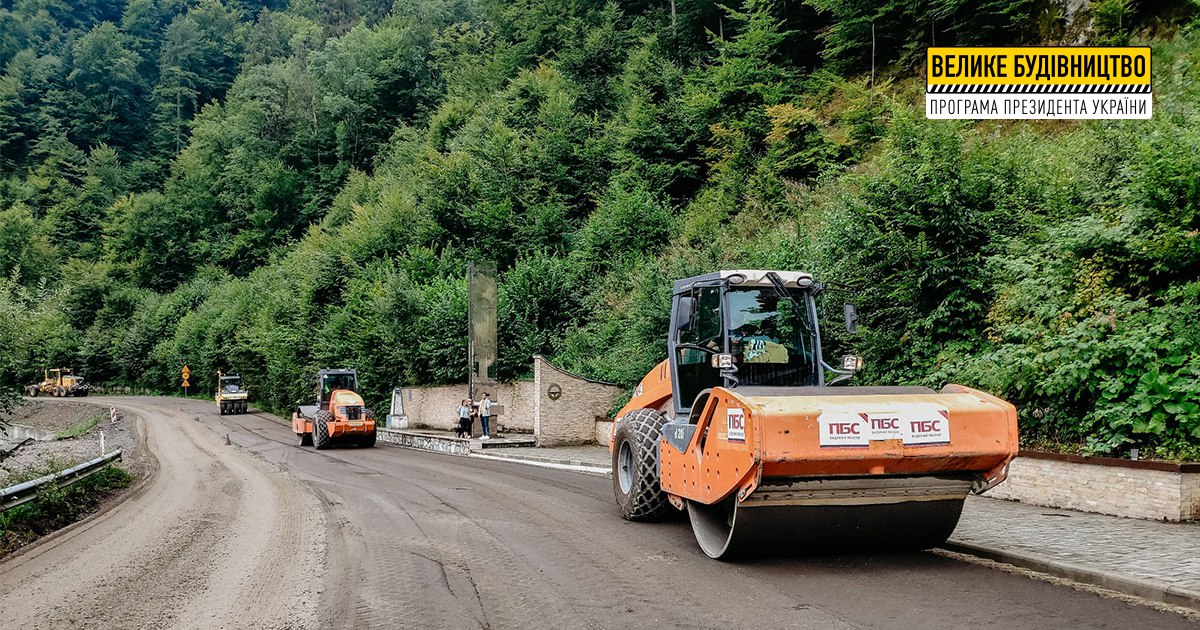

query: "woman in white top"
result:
(455, 399), (472, 438)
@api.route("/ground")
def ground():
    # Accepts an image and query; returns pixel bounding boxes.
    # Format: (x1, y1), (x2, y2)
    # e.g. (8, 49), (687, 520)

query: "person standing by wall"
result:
(478, 392), (492, 440)
(455, 399), (472, 438)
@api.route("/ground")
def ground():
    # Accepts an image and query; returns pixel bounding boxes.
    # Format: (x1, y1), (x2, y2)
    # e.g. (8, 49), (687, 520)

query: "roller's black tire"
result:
(361, 430), (376, 448)
(297, 430), (312, 446)
(313, 410), (332, 450)
(241, 402), (248, 414)
(612, 409), (671, 522)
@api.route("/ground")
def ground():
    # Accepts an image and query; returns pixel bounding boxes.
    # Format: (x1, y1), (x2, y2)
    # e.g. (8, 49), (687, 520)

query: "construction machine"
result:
(292, 369), (376, 449)
(215, 372), (250, 415)
(26, 369), (90, 397)
(609, 270), (1018, 559)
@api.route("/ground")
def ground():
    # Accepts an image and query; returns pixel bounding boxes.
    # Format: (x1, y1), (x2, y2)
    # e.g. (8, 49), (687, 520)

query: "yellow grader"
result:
(610, 270), (1019, 559)
(26, 368), (90, 397)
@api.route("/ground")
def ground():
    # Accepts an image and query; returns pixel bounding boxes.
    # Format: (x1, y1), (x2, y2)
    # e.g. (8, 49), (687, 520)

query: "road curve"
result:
(0, 397), (332, 630)
(1, 396), (1193, 630)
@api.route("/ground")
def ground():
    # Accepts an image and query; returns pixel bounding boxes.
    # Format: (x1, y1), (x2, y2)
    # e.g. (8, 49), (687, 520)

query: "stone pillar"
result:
(468, 261), (497, 437)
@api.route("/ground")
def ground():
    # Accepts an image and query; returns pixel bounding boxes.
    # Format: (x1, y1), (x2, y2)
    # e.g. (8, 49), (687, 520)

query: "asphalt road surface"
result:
(0, 397), (1193, 630)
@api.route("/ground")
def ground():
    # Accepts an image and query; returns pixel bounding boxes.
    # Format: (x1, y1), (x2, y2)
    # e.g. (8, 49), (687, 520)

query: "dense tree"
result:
(0, 0), (1197, 460)
(67, 22), (146, 151)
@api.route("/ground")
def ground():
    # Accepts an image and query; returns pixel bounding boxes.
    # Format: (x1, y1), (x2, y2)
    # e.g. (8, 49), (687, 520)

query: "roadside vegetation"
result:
(0, 1), (1197, 459)
(53, 413), (105, 440)
(0, 463), (133, 557)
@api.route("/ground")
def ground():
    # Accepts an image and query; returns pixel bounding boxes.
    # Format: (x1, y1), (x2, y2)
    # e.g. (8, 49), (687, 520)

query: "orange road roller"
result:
(293, 368), (377, 449)
(609, 270), (1018, 559)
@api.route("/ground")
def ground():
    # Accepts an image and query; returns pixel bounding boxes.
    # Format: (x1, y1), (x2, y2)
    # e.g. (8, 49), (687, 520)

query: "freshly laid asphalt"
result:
(1, 396), (1194, 629)
(477, 442), (1200, 611)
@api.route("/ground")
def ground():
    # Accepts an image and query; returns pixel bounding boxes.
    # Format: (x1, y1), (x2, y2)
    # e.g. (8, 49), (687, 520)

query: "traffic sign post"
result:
(182, 365), (190, 397)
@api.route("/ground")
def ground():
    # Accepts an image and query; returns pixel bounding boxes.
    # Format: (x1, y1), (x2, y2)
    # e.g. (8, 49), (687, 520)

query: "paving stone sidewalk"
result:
(951, 495), (1200, 608)
(480, 444), (1200, 609)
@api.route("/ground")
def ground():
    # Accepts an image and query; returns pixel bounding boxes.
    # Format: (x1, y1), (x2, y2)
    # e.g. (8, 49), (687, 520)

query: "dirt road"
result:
(1, 396), (1194, 629)
(0, 398), (330, 630)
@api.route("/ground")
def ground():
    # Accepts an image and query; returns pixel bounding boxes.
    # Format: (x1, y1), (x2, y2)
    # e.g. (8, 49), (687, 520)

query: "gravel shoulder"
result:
(0, 399), (146, 486)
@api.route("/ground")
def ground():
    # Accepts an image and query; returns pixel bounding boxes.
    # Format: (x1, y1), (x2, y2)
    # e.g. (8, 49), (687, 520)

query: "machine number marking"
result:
(727, 408), (746, 442)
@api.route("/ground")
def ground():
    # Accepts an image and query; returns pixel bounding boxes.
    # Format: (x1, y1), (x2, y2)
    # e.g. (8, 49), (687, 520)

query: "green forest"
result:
(0, 0), (1197, 459)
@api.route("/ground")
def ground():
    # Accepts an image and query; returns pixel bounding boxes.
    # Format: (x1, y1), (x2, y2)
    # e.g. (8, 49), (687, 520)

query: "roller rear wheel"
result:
(611, 409), (670, 521)
(313, 411), (332, 450)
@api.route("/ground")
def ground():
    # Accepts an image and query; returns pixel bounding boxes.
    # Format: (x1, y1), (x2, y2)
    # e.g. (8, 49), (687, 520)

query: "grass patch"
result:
(0, 465), (134, 558)
(54, 413), (103, 440)
(4, 456), (79, 485)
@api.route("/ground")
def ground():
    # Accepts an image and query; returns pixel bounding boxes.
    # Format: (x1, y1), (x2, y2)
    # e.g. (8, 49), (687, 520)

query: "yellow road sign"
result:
(182, 378), (190, 388)
(182, 365), (191, 379)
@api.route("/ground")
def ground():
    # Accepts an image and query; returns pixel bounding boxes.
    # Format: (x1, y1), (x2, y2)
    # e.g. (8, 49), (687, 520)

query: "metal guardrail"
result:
(0, 450), (123, 511)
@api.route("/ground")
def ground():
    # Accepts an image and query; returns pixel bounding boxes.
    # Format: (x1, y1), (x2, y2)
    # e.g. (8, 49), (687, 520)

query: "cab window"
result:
(675, 287), (724, 410)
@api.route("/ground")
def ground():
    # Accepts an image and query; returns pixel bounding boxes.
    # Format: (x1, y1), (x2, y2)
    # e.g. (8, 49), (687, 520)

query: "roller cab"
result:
(609, 270), (1019, 559)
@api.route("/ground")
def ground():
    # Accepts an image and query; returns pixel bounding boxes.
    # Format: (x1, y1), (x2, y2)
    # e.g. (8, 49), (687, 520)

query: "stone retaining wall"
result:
(987, 452), (1200, 522)
(392, 357), (626, 447)
(395, 381), (536, 433)
(533, 356), (624, 448)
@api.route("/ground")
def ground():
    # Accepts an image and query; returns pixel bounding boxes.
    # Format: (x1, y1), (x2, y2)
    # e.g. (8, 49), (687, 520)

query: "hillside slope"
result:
(0, 0), (1197, 458)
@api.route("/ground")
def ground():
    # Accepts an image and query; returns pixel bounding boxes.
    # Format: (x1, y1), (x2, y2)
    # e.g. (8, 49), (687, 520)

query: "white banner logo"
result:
(727, 408), (746, 443)
(818, 405), (950, 447)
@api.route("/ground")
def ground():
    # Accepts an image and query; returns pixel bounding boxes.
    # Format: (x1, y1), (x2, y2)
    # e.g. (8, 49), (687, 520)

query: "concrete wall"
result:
(987, 455), (1200, 522)
(1178, 472), (1200, 522)
(595, 420), (614, 447)
(533, 356), (624, 447)
(397, 382), (536, 433)
(395, 356), (624, 446)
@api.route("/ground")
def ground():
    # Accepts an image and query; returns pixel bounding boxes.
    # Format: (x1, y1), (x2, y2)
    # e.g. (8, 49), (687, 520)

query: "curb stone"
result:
(467, 452), (611, 477)
(941, 540), (1200, 612)
(473, 450), (609, 469)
